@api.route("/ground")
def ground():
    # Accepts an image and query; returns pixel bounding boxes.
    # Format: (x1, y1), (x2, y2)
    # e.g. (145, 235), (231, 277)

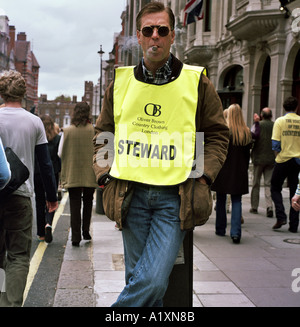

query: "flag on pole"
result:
(183, 0), (204, 26)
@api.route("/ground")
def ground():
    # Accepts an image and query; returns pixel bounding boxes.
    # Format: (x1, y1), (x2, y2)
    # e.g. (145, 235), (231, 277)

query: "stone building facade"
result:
(38, 94), (77, 128)
(164, 0), (300, 123)
(0, 10), (14, 72)
(120, 0), (300, 125)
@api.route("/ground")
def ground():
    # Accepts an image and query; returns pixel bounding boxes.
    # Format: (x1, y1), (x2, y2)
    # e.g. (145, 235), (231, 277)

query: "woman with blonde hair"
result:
(211, 104), (252, 243)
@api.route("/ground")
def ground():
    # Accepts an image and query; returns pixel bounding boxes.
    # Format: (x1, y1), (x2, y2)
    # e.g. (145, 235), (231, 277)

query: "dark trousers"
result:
(271, 159), (300, 231)
(68, 187), (95, 242)
(34, 173), (59, 237)
(0, 195), (32, 306)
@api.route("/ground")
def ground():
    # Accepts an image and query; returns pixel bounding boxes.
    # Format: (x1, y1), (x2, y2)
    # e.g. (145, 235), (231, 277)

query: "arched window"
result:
(218, 65), (243, 109)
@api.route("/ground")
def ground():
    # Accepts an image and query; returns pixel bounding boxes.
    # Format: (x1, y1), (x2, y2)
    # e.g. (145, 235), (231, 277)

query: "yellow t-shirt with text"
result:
(272, 113), (300, 163)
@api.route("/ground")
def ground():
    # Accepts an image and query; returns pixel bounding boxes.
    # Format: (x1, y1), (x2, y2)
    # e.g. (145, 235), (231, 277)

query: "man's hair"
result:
(136, 1), (175, 31)
(261, 107), (272, 119)
(283, 96), (298, 112)
(0, 70), (26, 103)
(71, 101), (91, 127)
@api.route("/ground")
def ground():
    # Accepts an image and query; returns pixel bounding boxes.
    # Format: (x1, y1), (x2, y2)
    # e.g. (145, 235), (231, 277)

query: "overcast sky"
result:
(1, 0), (126, 100)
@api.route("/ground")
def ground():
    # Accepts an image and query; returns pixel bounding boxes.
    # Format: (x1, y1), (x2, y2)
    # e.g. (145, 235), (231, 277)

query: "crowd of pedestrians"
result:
(0, 2), (299, 308)
(0, 71), (98, 306)
(0, 75), (299, 308)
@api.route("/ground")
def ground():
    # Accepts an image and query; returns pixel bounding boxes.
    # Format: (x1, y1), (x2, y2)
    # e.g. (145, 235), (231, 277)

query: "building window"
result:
(260, 56), (270, 109)
(204, 0), (211, 32)
(218, 65), (244, 109)
(223, 65), (244, 91)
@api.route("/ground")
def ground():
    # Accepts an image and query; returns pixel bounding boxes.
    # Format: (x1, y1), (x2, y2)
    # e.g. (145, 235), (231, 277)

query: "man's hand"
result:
(291, 194), (300, 211)
(47, 201), (58, 213)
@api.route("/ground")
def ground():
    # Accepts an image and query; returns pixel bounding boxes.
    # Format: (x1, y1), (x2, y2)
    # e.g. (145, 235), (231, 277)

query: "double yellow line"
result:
(22, 192), (69, 306)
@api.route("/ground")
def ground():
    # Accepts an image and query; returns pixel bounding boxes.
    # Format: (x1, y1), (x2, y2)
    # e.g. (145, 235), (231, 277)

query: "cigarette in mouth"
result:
(152, 46), (158, 51)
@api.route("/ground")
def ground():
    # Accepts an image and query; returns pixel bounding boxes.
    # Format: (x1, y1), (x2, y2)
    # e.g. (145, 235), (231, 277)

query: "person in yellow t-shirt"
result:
(271, 96), (300, 232)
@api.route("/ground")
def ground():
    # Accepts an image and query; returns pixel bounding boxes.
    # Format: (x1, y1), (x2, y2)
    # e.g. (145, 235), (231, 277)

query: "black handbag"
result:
(0, 147), (30, 200)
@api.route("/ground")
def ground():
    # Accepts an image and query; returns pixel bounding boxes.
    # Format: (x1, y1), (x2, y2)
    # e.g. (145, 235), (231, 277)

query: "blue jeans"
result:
(215, 193), (242, 238)
(112, 183), (186, 307)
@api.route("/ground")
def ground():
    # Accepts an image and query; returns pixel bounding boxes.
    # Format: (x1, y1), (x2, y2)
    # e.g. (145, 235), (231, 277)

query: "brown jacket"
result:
(61, 124), (98, 189)
(93, 55), (229, 230)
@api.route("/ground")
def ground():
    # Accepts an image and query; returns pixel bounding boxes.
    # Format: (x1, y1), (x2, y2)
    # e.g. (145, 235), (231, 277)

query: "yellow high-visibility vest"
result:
(110, 64), (206, 185)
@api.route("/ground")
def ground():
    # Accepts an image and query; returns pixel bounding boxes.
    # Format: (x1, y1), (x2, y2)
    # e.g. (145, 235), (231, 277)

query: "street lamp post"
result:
(93, 89), (98, 124)
(98, 45), (105, 116)
(95, 45), (106, 215)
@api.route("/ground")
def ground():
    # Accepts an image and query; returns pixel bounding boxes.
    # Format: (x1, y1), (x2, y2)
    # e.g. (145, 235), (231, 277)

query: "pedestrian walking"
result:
(211, 104), (252, 244)
(250, 108), (275, 217)
(271, 96), (300, 232)
(0, 137), (10, 190)
(93, 2), (229, 307)
(34, 115), (61, 243)
(0, 70), (58, 307)
(59, 102), (98, 247)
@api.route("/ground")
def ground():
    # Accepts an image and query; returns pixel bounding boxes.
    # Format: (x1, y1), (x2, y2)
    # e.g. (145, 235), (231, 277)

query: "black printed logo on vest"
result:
(144, 103), (162, 117)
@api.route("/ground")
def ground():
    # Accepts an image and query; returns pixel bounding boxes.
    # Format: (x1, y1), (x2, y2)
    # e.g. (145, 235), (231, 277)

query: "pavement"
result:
(52, 187), (300, 307)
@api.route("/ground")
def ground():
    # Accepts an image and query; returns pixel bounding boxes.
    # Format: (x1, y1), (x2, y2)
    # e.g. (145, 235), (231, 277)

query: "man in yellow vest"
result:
(93, 1), (229, 307)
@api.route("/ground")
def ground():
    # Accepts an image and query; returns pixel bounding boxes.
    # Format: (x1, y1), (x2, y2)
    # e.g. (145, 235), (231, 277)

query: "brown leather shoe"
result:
(272, 220), (287, 230)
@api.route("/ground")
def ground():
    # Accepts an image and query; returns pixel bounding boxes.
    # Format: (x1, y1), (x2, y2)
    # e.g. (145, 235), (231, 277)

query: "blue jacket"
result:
(0, 138), (11, 190)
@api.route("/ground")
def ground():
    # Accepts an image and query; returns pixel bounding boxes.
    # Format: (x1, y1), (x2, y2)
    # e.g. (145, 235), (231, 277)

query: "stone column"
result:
(241, 42), (256, 126)
(268, 33), (286, 119)
(279, 79), (294, 116)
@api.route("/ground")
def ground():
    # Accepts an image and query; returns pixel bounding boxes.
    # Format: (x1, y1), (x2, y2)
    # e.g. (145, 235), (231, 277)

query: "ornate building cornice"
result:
(184, 45), (215, 65)
(226, 10), (283, 41)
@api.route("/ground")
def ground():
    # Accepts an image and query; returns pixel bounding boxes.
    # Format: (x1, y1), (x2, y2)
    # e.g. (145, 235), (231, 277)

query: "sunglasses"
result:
(140, 25), (171, 37)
